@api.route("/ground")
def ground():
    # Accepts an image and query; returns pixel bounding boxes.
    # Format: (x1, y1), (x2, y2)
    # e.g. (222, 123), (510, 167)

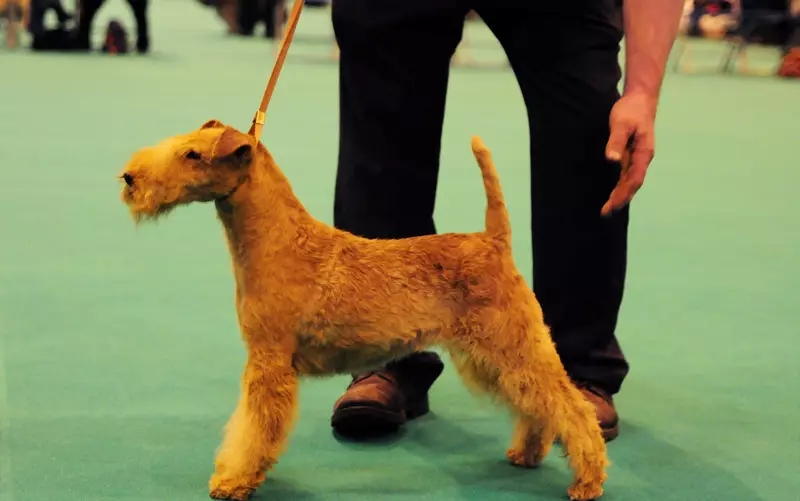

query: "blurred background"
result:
(1, 1), (798, 501)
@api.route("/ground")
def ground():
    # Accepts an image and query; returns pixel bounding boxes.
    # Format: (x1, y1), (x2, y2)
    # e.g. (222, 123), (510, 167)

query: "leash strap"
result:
(248, 0), (305, 140)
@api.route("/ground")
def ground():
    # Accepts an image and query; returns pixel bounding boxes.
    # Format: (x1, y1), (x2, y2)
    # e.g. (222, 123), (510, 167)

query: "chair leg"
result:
(720, 39), (741, 73)
(672, 36), (691, 72)
(738, 46), (749, 73)
(452, 27), (474, 67)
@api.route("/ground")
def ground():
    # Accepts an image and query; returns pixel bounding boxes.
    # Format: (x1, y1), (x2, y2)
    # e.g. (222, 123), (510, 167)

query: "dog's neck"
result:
(214, 146), (312, 292)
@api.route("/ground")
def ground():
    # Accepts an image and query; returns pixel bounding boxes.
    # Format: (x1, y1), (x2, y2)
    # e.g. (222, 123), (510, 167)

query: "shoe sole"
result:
(603, 421), (619, 442)
(331, 395), (430, 434)
(552, 421), (619, 445)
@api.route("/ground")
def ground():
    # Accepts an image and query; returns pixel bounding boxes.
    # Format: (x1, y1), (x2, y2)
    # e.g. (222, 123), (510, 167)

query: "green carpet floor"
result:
(1, 2), (799, 500)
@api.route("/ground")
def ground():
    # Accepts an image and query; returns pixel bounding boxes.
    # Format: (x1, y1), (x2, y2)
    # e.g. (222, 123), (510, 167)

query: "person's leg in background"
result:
(26, 0), (72, 36)
(476, 0), (629, 441)
(40, 0), (73, 26)
(236, 0), (258, 35)
(27, 0), (74, 50)
(27, 0), (72, 37)
(73, 0), (102, 49)
(126, 0), (149, 53)
(260, 0), (278, 38)
(26, 0), (48, 37)
(329, 0), (470, 438)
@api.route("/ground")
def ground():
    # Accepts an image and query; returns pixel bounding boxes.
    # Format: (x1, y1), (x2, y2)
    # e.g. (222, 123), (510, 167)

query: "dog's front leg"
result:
(209, 351), (298, 501)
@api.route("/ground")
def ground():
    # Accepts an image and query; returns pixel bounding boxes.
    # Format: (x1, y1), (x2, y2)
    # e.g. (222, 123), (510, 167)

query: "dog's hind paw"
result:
(209, 485), (253, 501)
(567, 482), (603, 501)
(209, 475), (256, 501)
(506, 447), (544, 469)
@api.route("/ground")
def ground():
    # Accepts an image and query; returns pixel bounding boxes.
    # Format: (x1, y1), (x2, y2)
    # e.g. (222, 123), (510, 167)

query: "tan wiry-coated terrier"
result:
(119, 119), (610, 501)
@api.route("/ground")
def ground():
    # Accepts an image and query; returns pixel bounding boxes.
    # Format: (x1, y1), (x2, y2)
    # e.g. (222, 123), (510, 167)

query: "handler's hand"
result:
(602, 91), (658, 216)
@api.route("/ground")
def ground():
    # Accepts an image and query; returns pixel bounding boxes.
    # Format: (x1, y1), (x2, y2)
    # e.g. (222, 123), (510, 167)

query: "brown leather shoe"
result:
(778, 48), (800, 78)
(331, 352), (444, 438)
(331, 371), (409, 437)
(576, 383), (620, 442)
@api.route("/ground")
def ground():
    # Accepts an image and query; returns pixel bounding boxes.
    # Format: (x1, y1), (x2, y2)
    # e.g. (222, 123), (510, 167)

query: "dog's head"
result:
(120, 119), (254, 223)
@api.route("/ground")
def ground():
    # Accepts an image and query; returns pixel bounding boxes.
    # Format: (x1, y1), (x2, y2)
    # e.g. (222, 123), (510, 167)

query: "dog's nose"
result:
(123, 173), (134, 187)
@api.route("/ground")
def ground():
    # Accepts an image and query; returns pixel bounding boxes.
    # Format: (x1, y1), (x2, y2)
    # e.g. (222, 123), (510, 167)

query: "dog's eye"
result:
(186, 150), (202, 160)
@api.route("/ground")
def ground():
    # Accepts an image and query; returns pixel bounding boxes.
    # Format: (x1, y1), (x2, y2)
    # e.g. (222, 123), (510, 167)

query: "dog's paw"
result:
(567, 482), (603, 501)
(506, 447), (544, 469)
(209, 475), (256, 501)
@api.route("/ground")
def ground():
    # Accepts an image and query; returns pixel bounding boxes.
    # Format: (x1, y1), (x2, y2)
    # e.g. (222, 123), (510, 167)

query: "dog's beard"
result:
(128, 202), (179, 225)
(121, 186), (181, 225)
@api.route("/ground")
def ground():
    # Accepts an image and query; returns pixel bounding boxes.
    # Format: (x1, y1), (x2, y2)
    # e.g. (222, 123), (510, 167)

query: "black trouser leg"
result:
(332, 0), (468, 239)
(786, 17), (800, 51)
(237, 0), (258, 35)
(75, 0), (103, 48)
(27, 0), (48, 36)
(261, 0), (277, 38)
(49, 0), (72, 23)
(126, 0), (149, 53)
(332, 0), (468, 376)
(478, 0), (629, 395)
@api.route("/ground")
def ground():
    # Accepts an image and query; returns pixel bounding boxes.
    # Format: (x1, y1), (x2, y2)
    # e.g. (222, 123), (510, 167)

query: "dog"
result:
(119, 120), (610, 501)
(0, 0), (28, 48)
(196, 0), (239, 34)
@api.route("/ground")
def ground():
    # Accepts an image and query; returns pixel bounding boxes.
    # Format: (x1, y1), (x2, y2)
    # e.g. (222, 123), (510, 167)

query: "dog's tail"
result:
(472, 136), (511, 243)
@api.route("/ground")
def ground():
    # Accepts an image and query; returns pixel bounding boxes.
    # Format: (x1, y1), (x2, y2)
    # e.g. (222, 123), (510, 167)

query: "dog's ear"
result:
(210, 128), (253, 168)
(201, 119), (225, 129)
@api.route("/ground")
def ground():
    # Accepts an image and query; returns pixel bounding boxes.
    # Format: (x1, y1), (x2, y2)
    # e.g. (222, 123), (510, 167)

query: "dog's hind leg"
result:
(449, 347), (554, 468)
(209, 351), (298, 501)
(507, 415), (556, 469)
(465, 305), (609, 500)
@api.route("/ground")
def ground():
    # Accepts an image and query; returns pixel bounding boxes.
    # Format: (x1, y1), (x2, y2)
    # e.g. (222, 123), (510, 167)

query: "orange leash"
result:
(248, 0), (305, 140)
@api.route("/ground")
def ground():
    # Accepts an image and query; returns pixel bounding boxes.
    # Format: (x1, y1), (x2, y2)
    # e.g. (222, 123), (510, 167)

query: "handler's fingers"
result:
(601, 134), (654, 216)
(605, 120), (634, 162)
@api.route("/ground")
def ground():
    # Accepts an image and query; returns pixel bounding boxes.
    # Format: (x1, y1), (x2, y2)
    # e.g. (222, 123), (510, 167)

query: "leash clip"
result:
(253, 111), (266, 126)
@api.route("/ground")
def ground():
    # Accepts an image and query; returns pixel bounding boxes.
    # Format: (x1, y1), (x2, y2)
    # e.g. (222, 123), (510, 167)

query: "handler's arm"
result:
(621, 0), (684, 98)
(601, 0), (684, 215)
